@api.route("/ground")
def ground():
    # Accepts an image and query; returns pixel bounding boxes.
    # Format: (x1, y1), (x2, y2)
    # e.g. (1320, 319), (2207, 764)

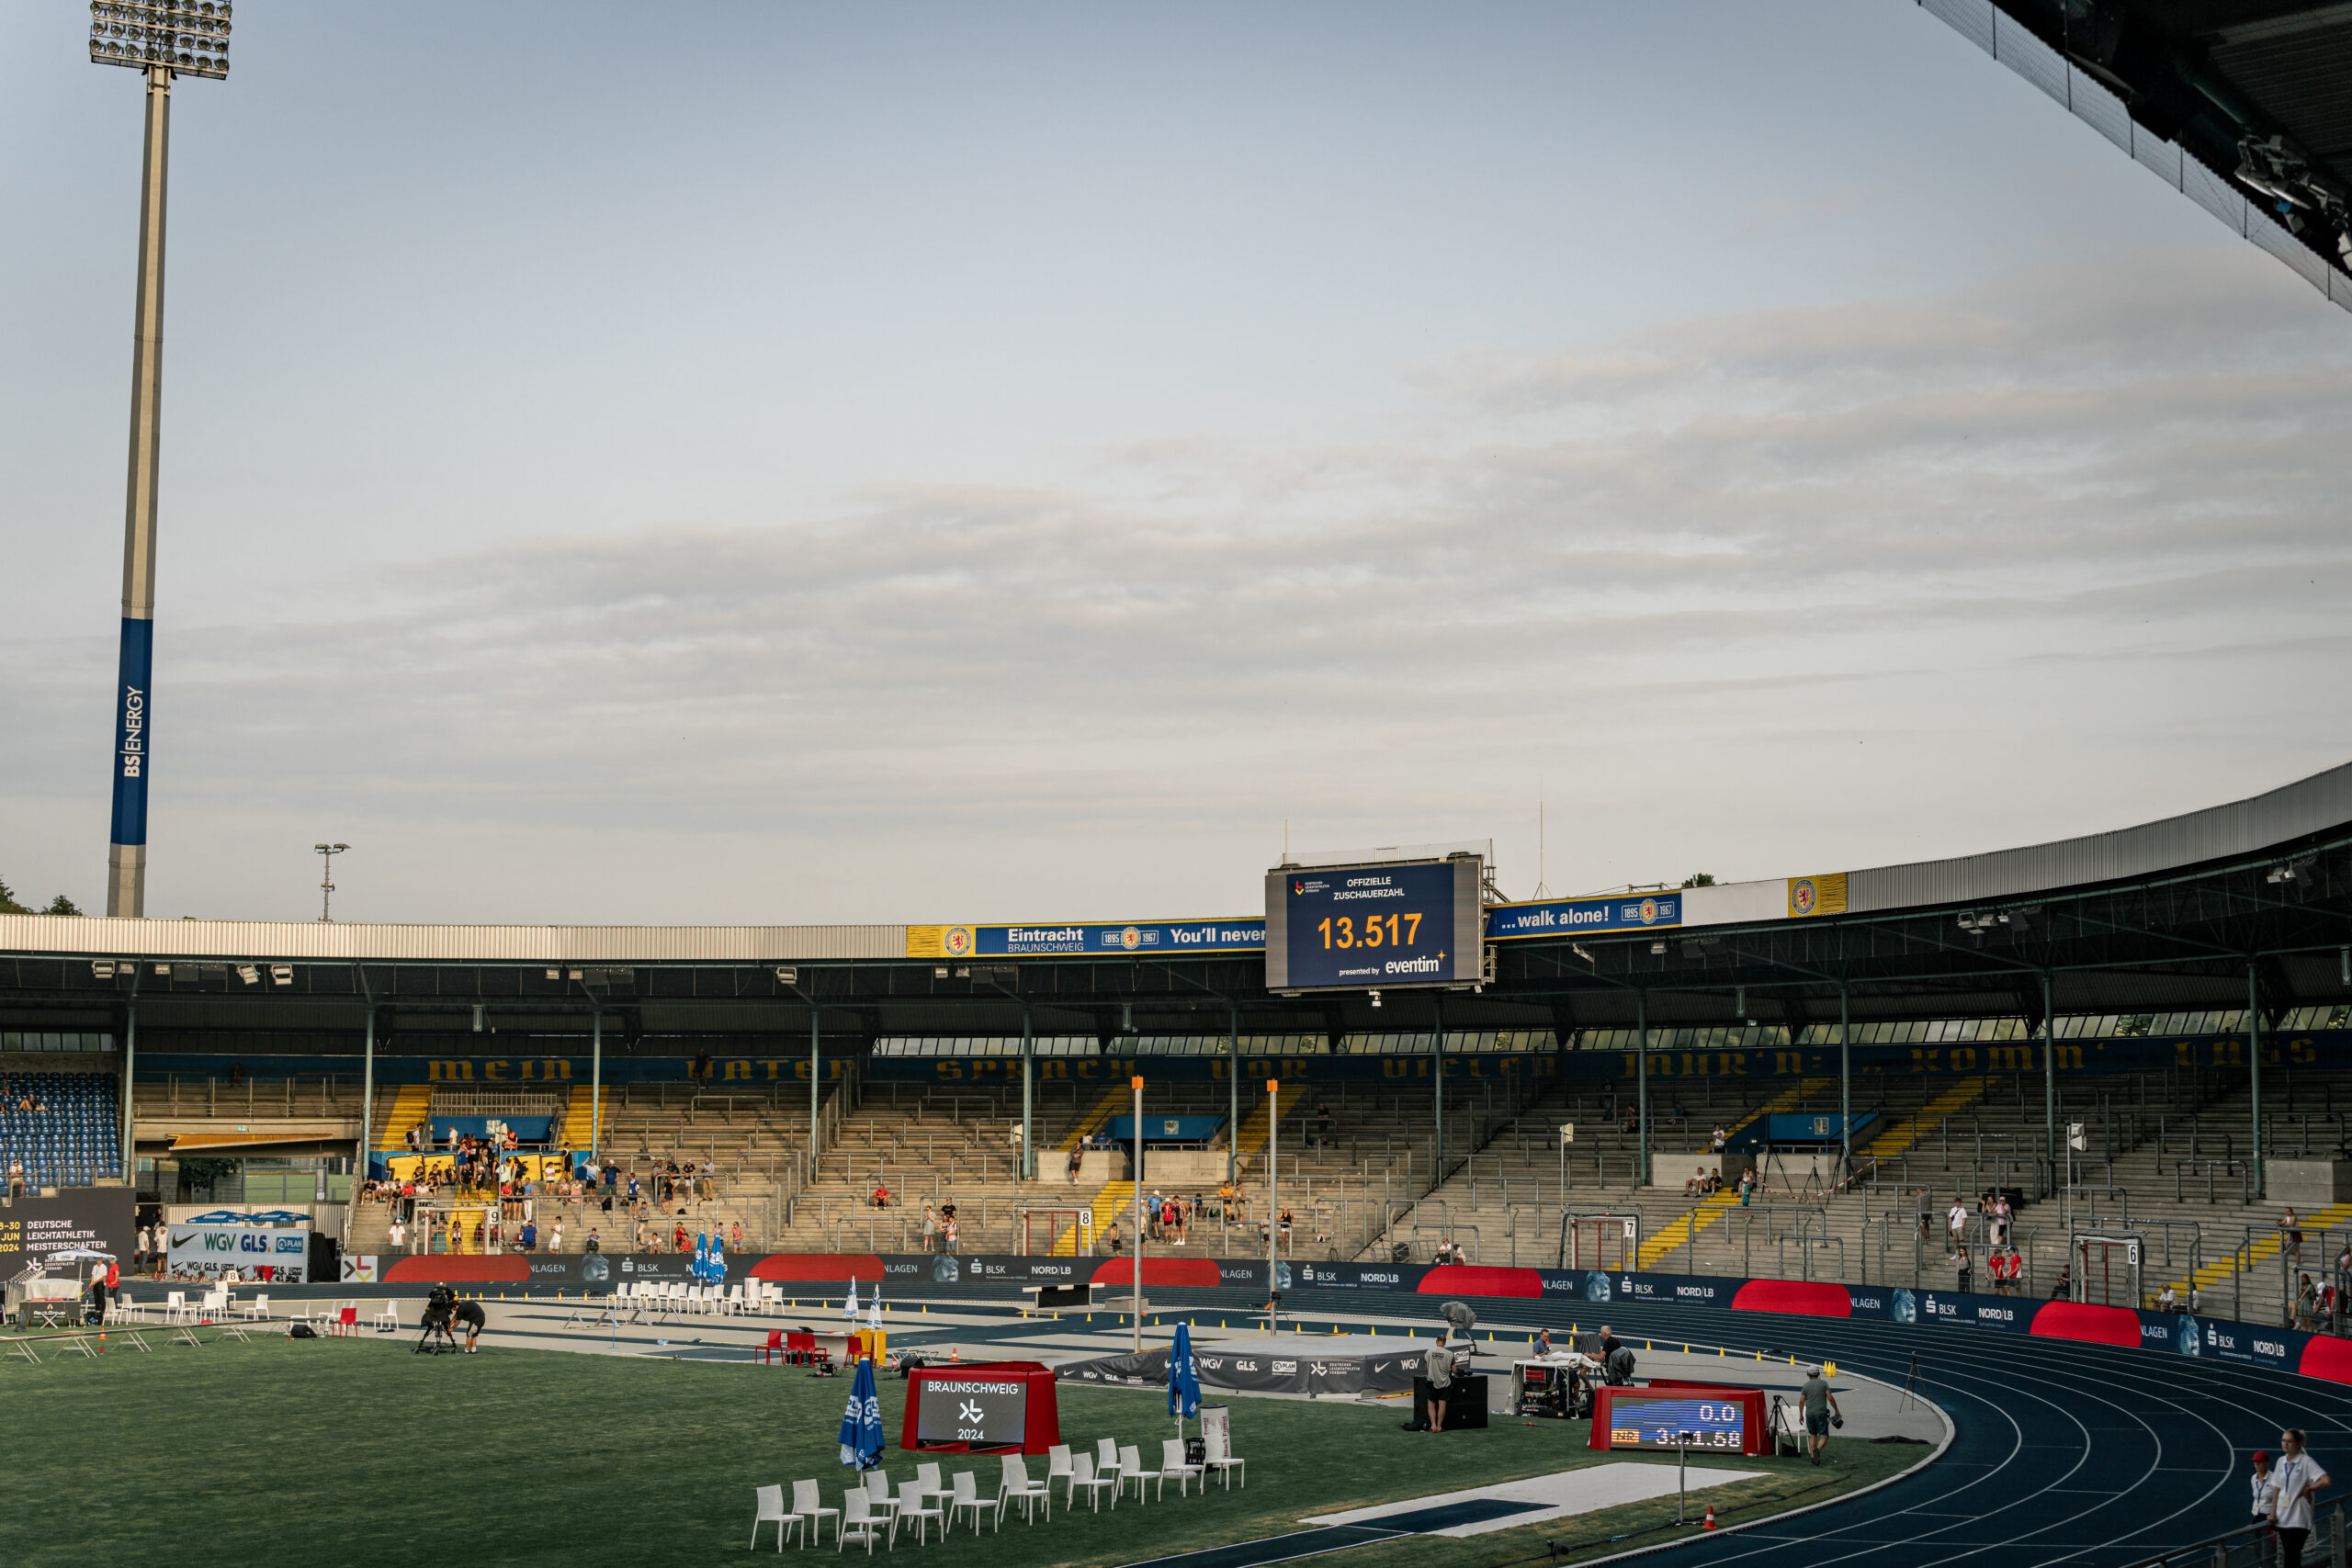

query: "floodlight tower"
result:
(90, 3), (234, 917)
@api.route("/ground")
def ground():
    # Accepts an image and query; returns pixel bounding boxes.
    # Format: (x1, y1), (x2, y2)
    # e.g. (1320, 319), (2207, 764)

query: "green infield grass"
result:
(0, 1332), (1921, 1566)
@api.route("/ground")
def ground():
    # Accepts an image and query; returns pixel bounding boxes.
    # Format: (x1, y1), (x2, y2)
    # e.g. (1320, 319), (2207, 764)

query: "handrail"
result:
(2114, 1497), (2341, 1568)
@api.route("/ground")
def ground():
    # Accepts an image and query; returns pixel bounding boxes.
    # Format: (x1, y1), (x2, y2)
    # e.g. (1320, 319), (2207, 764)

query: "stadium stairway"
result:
(1057, 1085), (1127, 1151)
(1862, 1075), (1991, 1161)
(378, 1085), (432, 1152)
(559, 1085), (605, 1150)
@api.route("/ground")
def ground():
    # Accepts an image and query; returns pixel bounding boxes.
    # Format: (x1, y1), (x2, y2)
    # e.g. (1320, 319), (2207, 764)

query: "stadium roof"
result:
(2, 762), (2347, 1049)
(1927, 0), (2352, 312)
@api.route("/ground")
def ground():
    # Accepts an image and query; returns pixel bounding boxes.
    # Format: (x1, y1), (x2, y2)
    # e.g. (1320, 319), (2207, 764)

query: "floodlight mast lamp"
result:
(90, 2), (234, 917)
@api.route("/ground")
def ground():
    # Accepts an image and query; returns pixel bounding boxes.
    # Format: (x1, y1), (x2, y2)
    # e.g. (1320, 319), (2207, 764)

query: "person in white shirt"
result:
(388, 1217), (408, 1251)
(548, 1219), (564, 1253)
(2272, 1429), (2332, 1568)
(2252, 1451), (2278, 1523)
(1947, 1201), (1967, 1253)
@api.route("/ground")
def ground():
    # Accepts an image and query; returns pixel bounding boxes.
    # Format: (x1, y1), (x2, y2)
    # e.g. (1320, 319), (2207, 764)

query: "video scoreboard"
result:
(1264, 855), (1483, 992)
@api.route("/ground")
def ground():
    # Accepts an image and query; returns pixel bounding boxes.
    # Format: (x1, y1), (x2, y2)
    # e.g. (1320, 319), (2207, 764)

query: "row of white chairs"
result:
(753, 1440), (1246, 1551)
(613, 1280), (799, 1315)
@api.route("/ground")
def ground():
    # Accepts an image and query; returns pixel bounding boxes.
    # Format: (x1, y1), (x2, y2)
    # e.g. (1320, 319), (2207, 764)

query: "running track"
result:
(1157, 1285), (2335, 1568)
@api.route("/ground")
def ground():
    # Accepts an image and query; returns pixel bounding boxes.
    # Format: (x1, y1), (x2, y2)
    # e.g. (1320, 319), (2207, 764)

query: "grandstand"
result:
(0, 760), (2347, 1331)
(0, 1069), (122, 1189)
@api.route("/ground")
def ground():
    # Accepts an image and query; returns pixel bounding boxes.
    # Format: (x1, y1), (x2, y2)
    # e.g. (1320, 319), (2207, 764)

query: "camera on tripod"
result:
(415, 1284), (461, 1355)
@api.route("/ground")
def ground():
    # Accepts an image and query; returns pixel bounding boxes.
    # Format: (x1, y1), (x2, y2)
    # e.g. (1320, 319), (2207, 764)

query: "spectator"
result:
(730, 1221), (743, 1251)
(2294, 1274), (2319, 1331)
(585, 1230), (601, 1254)
(548, 1219), (563, 1253)
(1068, 1145), (1083, 1183)
(1106, 1221), (1123, 1257)
(941, 1214), (959, 1254)
(2281, 1208), (2306, 1266)
(1316, 1102), (1333, 1145)
(602, 1159), (618, 1191)
(1947, 1199), (1967, 1254)
(1710, 1124), (1727, 1153)
(920, 1203), (939, 1254)
(1736, 1168), (1754, 1207)
(871, 1181), (891, 1210)
(1955, 1245), (1973, 1293)
(1993, 1193), (2014, 1246)
(2051, 1262), (2073, 1300)
(2156, 1281), (2177, 1313)
(389, 1216), (408, 1250)
(2273, 1429), (2331, 1568)
(1683, 1167), (1708, 1197)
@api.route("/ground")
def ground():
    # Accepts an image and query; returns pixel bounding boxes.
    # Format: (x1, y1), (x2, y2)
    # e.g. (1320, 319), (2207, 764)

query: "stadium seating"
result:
(0, 1069), (122, 1188)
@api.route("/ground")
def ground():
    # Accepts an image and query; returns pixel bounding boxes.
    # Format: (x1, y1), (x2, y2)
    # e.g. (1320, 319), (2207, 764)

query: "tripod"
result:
(414, 1309), (461, 1355)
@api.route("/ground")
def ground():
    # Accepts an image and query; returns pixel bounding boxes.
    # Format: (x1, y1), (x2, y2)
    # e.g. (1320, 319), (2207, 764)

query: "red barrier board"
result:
(1731, 1280), (1853, 1317)
(1089, 1257), (1223, 1288)
(383, 1255), (528, 1283)
(2029, 1301), (2141, 1347)
(1415, 1266), (1544, 1299)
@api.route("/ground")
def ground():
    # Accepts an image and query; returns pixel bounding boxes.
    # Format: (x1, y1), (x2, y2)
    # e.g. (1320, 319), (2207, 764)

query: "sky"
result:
(2, 1), (2347, 927)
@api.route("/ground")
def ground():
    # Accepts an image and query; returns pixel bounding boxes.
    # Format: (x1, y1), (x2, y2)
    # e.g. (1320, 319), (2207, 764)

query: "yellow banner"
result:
(904, 925), (975, 959)
(1786, 874), (1849, 919)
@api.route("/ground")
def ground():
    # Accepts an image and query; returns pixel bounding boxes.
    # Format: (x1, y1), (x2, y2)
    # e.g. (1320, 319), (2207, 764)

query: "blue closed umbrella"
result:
(1170, 1321), (1201, 1420)
(693, 1233), (709, 1281)
(838, 1355), (886, 1470)
(709, 1239), (727, 1283)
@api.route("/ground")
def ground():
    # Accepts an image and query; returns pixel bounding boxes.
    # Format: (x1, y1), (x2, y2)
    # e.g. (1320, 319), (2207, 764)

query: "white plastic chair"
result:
(793, 1478), (841, 1545)
(1119, 1444), (1165, 1503)
(752, 1483), (801, 1551)
(915, 1462), (954, 1514)
(998, 1454), (1050, 1522)
(838, 1491), (888, 1554)
(895, 1480), (944, 1544)
(373, 1300), (400, 1333)
(726, 1283), (747, 1315)
(241, 1294), (270, 1322)
(948, 1472), (1000, 1535)
(1068, 1453), (1118, 1512)
(1160, 1438), (1204, 1496)
(863, 1470), (899, 1524)
(1046, 1443), (1073, 1504)
(164, 1291), (188, 1325)
(1093, 1438), (1121, 1483)
(1204, 1445), (1247, 1489)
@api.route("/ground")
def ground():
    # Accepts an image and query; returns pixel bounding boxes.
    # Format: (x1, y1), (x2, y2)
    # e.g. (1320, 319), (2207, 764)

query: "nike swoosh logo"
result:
(172, 1232), (197, 1247)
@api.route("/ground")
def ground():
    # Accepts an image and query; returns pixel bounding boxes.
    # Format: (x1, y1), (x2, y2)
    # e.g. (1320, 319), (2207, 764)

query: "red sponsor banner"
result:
(1731, 1280), (1852, 1317)
(383, 1255), (529, 1283)
(1414, 1266), (1543, 1299)
(748, 1253), (888, 1281)
(1089, 1257), (1223, 1288)
(2029, 1301), (2141, 1347)
(2301, 1336), (2352, 1385)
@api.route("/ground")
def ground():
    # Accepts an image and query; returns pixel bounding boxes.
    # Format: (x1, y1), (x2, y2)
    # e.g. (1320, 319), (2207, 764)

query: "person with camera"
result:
(1800, 1364), (1841, 1465)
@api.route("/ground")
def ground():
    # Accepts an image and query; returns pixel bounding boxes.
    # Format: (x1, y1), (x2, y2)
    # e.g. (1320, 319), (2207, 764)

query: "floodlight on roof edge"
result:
(90, 0), (235, 919)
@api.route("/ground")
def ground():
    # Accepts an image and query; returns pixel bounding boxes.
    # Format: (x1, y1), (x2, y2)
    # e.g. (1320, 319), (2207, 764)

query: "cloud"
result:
(6, 245), (2347, 920)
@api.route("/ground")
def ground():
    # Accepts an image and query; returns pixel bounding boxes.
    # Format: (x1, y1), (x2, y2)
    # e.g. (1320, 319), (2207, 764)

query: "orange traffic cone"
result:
(1702, 1506), (1716, 1530)
(950, 1345), (961, 1362)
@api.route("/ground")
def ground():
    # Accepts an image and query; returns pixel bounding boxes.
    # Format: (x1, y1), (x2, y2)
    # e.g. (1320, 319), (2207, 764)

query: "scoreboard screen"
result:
(1603, 1393), (1747, 1451)
(1265, 857), (1483, 992)
(914, 1376), (1030, 1449)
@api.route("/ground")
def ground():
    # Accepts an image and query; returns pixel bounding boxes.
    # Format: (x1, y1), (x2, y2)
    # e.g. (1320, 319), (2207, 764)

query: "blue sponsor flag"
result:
(1170, 1321), (1200, 1420)
(837, 1355), (885, 1470)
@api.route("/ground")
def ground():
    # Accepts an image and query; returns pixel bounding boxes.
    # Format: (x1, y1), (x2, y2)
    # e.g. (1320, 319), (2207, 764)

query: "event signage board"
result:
(1487, 893), (1682, 942)
(166, 1223), (310, 1283)
(912, 1374), (1030, 1447)
(1265, 858), (1483, 992)
(906, 920), (1266, 960)
(0, 1188), (136, 1272)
